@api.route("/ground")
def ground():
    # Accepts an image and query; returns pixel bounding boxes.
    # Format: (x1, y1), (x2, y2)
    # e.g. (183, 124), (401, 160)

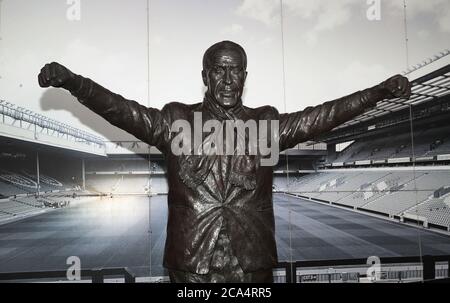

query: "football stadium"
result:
(2, 0), (450, 286)
(1, 62), (449, 283)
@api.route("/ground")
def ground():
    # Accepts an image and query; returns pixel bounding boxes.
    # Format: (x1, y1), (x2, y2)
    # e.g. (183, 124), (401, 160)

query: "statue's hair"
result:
(202, 41), (247, 71)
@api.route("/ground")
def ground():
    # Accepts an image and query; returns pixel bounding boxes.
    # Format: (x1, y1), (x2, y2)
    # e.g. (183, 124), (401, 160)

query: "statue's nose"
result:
(224, 69), (232, 85)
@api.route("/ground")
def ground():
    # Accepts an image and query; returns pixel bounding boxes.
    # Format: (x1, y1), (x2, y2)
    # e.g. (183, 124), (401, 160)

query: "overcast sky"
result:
(0, 0), (449, 140)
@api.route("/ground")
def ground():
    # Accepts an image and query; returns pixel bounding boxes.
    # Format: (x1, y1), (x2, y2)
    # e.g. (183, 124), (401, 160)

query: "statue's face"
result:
(203, 48), (247, 108)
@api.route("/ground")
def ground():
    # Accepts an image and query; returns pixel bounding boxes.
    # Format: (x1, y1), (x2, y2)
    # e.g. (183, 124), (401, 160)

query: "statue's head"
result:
(202, 41), (247, 108)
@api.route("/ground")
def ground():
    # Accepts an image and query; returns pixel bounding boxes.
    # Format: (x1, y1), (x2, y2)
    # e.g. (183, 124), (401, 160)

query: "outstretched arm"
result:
(38, 62), (170, 152)
(279, 75), (411, 151)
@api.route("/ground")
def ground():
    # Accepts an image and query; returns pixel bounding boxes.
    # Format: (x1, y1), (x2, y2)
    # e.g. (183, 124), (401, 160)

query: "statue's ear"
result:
(202, 70), (207, 86)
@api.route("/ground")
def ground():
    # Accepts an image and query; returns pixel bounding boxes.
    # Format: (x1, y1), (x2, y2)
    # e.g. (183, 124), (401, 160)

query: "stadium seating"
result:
(407, 197), (450, 227)
(0, 169), (71, 198)
(0, 200), (39, 217)
(0, 193), (78, 223)
(279, 170), (450, 229)
(330, 124), (450, 165)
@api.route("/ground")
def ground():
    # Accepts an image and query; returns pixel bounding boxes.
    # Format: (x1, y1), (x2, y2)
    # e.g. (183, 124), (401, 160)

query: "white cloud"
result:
(236, 0), (360, 45)
(417, 29), (430, 40)
(311, 1), (354, 32)
(236, 0), (450, 45)
(220, 23), (244, 36)
(387, 0), (450, 33)
(282, 0), (322, 19)
(388, 0), (446, 17)
(304, 1), (356, 46)
(438, 7), (450, 32)
(236, 0), (279, 26)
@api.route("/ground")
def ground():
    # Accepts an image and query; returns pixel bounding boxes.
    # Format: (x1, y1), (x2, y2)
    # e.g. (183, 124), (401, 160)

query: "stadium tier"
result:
(410, 197), (450, 227)
(0, 169), (76, 197)
(277, 169), (450, 230)
(329, 124), (450, 165)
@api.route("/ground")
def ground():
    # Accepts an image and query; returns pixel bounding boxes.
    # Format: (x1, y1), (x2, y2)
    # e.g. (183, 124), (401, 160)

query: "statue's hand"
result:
(379, 74), (412, 100)
(38, 62), (76, 89)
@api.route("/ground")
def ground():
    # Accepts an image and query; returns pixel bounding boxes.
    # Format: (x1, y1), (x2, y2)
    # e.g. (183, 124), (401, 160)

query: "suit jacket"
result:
(69, 75), (380, 274)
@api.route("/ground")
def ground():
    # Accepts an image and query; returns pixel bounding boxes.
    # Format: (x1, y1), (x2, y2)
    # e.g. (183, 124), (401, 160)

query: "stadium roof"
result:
(333, 64), (450, 131)
(0, 100), (107, 156)
(314, 64), (450, 144)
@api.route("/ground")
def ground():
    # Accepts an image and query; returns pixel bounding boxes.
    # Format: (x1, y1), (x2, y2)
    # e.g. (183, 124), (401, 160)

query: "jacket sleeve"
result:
(67, 75), (171, 153)
(279, 88), (383, 151)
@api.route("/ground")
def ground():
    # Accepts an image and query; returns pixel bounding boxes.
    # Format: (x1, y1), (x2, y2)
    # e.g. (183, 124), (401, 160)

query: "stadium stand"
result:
(330, 124), (450, 164)
(280, 170), (450, 230)
(363, 172), (448, 215)
(409, 195), (450, 227)
(0, 192), (80, 223)
(0, 152), (85, 223)
(0, 200), (39, 216)
(0, 169), (71, 197)
(285, 64), (450, 232)
(0, 169), (37, 195)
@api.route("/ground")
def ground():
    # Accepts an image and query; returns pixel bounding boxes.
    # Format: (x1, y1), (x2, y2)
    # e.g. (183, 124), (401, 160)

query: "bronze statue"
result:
(38, 41), (411, 283)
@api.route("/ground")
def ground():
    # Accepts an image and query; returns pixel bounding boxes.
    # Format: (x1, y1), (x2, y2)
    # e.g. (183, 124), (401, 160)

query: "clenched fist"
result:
(379, 74), (412, 100)
(38, 62), (76, 89)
